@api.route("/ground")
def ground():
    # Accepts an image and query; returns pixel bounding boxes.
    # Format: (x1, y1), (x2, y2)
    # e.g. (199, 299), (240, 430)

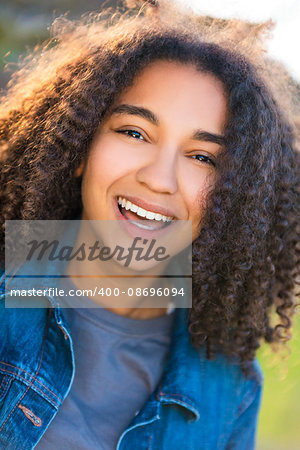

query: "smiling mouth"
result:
(117, 196), (173, 231)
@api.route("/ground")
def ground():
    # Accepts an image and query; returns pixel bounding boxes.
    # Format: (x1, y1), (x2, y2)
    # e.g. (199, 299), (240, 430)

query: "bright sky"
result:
(177, 0), (300, 82)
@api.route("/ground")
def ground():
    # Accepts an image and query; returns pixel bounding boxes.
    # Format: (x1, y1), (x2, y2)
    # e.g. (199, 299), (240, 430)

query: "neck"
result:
(65, 220), (171, 319)
(104, 306), (168, 320)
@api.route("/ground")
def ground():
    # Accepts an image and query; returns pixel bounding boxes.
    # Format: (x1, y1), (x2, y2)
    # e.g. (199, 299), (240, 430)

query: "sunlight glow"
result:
(176, 0), (300, 81)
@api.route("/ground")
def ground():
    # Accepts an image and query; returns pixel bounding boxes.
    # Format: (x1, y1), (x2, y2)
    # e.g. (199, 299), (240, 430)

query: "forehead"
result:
(115, 60), (228, 135)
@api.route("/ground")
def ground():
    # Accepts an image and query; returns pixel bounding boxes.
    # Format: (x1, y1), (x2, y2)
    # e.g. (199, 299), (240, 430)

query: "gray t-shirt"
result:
(37, 279), (175, 449)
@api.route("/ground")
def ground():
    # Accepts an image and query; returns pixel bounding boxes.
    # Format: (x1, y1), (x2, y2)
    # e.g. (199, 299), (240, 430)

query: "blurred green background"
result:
(257, 314), (300, 450)
(0, 1), (299, 449)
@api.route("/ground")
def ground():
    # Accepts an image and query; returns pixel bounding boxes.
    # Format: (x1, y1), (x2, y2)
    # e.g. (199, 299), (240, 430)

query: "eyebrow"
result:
(110, 103), (225, 146)
(110, 104), (159, 126)
(192, 130), (225, 146)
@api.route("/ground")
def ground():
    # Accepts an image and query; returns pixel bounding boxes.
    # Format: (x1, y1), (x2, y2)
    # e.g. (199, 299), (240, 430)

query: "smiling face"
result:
(80, 60), (228, 243)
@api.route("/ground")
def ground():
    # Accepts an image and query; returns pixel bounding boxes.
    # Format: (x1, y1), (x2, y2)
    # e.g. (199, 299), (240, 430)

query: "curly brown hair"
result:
(0, 1), (299, 374)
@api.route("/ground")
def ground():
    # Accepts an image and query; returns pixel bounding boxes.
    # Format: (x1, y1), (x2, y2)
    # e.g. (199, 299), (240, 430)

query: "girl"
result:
(0, 1), (299, 448)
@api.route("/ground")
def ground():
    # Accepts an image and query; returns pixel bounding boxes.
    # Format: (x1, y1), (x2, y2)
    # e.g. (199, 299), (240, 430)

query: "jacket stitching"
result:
(0, 309), (51, 433)
(0, 361), (62, 403)
(0, 368), (60, 408)
(158, 388), (199, 419)
(57, 323), (68, 340)
(18, 404), (42, 427)
(0, 377), (10, 399)
(161, 397), (197, 411)
(148, 434), (153, 450)
(0, 376), (5, 392)
(160, 391), (193, 399)
(159, 390), (198, 408)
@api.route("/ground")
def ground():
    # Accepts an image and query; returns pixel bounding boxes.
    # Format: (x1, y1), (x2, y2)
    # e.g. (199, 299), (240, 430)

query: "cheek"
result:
(185, 172), (214, 215)
(82, 139), (129, 192)
(87, 135), (146, 180)
(184, 173), (215, 240)
(190, 197), (206, 241)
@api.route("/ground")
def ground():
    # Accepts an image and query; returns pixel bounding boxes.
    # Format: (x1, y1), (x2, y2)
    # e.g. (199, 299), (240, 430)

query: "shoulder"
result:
(197, 343), (263, 383)
(196, 347), (264, 441)
(0, 267), (50, 356)
(196, 345), (263, 411)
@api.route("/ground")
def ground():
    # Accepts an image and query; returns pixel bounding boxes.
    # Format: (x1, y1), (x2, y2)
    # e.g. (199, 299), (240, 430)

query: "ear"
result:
(74, 159), (85, 177)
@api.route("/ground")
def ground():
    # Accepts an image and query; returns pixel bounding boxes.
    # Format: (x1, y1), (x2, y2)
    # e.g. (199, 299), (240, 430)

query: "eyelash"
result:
(115, 129), (216, 167)
(115, 129), (146, 141)
(191, 154), (216, 167)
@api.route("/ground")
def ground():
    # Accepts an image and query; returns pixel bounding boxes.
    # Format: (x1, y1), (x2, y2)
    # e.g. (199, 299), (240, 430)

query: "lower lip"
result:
(112, 197), (174, 239)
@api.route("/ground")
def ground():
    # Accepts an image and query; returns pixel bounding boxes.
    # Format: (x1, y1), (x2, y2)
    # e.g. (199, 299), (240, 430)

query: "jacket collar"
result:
(156, 307), (202, 421)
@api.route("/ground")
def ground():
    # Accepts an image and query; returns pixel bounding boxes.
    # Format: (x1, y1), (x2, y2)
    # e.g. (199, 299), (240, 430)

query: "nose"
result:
(135, 146), (178, 194)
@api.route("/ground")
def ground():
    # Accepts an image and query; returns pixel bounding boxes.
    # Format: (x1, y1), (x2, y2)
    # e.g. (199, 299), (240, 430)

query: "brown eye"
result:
(191, 154), (216, 167)
(116, 129), (145, 141)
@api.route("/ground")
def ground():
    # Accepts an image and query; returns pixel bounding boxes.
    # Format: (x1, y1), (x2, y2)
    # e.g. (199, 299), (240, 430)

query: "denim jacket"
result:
(0, 266), (263, 450)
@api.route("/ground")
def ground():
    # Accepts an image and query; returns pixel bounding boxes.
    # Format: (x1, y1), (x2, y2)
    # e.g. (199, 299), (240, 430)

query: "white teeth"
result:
(145, 211), (155, 220)
(117, 196), (173, 222)
(137, 207), (147, 217)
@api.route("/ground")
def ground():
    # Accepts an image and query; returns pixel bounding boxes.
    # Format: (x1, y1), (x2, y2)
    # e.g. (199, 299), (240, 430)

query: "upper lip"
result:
(117, 195), (178, 219)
